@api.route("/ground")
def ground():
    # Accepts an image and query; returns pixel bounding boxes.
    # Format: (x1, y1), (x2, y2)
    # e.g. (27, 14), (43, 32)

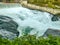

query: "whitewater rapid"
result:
(0, 6), (60, 37)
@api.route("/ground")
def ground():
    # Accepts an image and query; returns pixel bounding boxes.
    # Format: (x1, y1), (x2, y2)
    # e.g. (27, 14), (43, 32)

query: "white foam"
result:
(0, 6), (60, 37)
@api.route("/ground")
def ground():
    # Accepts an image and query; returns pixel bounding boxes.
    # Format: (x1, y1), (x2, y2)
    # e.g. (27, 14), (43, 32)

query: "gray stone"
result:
(43, 28), (60, 37)
(0, 15), (19, 39)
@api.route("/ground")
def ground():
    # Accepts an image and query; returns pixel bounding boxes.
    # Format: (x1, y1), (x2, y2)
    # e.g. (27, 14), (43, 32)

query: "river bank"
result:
(20, 1), (60, 15)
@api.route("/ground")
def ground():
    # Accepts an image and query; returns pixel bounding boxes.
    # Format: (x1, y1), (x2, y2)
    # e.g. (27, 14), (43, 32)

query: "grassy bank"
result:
(27, 0), (60, 9)
(0, 35), (60, 45)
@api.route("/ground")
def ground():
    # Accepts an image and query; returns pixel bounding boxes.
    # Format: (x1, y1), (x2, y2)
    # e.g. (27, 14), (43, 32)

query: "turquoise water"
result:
(0, 4), (60, 37)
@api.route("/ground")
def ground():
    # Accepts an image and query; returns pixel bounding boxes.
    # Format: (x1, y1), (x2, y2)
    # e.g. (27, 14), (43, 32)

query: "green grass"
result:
(0, 35), (60, 45)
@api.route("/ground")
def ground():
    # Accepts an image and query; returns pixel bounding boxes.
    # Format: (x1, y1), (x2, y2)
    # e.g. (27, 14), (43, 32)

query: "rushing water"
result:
(0, 4), (60, 37)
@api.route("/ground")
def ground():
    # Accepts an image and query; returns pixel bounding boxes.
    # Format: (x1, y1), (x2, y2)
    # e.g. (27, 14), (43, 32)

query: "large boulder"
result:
(43, 28), (60, 37)
(0, 15), (19, 39)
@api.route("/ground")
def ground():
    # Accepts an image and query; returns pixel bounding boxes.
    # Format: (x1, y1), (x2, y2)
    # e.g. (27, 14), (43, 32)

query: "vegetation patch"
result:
(0, 35), (60, 45)
(27, 0), (60, 9)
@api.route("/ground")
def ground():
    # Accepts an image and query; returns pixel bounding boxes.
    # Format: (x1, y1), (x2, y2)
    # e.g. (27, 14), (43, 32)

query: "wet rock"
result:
(43, 28), (60, 37)
(0, 15), (19, 39)
(51, 15), (59, 21)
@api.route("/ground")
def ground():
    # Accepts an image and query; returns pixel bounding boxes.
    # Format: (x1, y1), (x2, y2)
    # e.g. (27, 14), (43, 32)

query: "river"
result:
(0, 3), (60, 37)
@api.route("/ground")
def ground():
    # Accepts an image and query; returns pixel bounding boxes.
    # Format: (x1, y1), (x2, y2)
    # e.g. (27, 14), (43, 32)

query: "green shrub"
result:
(0, 35), (60, 45)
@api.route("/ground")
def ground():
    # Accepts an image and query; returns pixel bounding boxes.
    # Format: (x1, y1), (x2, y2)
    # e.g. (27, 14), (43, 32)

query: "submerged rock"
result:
(0, 15), (19, 39)
(43, 28), (60, 37)
(22, 26), (34, 35)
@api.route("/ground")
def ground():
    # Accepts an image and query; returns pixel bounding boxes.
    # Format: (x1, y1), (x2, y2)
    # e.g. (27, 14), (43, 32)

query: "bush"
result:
(0, 35), (60, 45)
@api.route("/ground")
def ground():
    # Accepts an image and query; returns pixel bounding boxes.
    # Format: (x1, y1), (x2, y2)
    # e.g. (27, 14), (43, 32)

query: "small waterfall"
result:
(0, 3), (60, 37)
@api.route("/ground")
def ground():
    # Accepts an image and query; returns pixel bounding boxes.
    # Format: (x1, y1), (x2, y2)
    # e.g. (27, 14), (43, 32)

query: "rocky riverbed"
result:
(0, 3), (60, 39)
